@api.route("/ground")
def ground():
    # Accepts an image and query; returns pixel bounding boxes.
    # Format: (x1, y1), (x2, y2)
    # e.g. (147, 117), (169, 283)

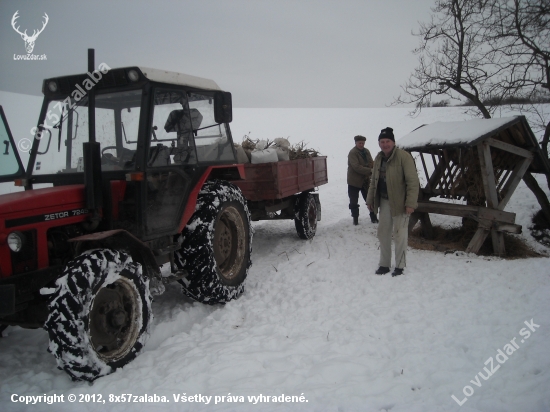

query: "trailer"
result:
(232, 156), (328, 239)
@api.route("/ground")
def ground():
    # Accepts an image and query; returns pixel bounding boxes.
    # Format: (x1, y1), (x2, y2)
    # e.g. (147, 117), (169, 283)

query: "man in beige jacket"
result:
(366, 127), (419, 277)
(347, 135), (378, 225)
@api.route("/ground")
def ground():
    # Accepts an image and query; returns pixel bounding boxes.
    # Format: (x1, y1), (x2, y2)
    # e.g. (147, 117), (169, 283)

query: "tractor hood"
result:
(0, 185), (85, 216)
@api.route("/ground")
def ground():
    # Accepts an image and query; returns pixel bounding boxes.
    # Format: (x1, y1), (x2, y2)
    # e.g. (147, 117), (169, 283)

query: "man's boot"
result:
(370, 212), (378, 223)
(353, 216), (358, 225)
(375, 266), (390, 275)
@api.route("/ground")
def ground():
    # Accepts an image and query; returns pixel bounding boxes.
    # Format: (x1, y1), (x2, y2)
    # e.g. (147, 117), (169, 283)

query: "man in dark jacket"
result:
(347, 135), (378, 225)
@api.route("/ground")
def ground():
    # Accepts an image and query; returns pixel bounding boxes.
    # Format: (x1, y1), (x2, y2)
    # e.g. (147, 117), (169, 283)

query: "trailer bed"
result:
(232, 156), (328, 201)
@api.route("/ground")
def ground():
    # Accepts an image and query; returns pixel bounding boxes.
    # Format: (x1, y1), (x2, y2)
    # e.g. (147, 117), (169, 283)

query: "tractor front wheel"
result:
(44, 249), (152, 382)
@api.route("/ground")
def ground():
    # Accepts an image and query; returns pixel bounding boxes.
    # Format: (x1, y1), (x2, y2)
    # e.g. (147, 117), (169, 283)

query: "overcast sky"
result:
(0, 0), (435, 108)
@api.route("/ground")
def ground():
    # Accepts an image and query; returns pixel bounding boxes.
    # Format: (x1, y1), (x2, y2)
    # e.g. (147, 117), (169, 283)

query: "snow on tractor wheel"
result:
(175, 180), (252, 304)
(294, 192), (318, 240)
(44, 249), (152, 382)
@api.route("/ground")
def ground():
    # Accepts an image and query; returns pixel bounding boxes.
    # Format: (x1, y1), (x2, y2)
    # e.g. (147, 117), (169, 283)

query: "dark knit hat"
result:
(378, 127), (395, 142)
(354, 135), (366, 142)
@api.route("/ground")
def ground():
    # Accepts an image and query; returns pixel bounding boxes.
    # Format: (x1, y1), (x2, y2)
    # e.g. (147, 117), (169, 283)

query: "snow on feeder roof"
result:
(397, 115), (550, 175)
(399, 116), (527, 149)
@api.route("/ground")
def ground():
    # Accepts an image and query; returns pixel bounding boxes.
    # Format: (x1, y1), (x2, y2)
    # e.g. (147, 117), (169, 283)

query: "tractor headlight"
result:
(7, 232), (24, 253)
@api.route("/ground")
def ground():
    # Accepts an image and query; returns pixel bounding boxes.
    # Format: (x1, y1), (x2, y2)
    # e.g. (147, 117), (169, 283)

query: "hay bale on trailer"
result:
(398, 116), (550, 255)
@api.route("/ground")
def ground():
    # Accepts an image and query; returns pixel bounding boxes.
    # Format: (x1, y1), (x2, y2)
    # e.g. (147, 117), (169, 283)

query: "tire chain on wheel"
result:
(43, 249), (152, 382)
(175, 180), (253, 304)
(294, 192), (317, 240)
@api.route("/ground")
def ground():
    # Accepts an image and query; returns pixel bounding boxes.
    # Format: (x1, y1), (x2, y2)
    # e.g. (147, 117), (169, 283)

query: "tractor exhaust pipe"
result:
(83, 48), (103, 211)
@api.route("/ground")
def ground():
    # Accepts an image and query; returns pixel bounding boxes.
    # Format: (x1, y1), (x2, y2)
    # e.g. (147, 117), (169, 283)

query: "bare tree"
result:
(484, 0), (550, 159)
(394, 0), (496, 118)
(396, 0), (549, 128)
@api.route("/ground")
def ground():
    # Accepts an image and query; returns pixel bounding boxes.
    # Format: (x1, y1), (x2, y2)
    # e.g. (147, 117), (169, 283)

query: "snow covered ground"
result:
(1, 93), (549, 411)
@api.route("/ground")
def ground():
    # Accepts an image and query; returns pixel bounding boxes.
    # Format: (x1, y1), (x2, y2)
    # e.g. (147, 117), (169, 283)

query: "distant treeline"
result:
(421, 95), (550, 108)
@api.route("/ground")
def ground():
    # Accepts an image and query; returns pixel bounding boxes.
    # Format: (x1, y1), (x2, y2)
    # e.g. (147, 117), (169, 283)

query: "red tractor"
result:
(0, 50), (327, 381)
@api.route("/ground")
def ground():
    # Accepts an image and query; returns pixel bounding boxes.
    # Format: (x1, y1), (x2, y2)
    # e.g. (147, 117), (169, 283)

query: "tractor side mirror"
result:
(214, 92), (232, 124)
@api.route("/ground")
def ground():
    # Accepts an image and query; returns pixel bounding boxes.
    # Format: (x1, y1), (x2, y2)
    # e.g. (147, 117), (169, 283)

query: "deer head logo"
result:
(11, 11), (49, 54)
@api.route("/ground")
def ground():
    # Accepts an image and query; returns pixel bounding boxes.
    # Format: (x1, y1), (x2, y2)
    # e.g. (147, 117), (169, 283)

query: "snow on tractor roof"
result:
(397, 116), (523, 150)
(138, 67), (222, 91)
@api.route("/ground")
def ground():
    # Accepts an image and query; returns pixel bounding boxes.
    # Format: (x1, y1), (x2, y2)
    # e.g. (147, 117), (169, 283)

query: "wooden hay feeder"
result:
(398, 116), (550, 255)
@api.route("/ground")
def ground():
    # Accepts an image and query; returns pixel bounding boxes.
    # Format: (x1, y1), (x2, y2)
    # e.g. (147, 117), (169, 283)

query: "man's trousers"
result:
(377, 197), (409, 269)
(348, 184), (368, 218)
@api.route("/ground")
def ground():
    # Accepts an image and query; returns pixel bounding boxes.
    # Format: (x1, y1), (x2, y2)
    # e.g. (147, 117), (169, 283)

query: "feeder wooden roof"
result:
(398, 116), (550, 175)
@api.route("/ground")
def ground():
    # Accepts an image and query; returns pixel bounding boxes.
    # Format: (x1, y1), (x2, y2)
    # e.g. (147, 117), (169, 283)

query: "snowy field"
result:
(0, 92), (549, 412)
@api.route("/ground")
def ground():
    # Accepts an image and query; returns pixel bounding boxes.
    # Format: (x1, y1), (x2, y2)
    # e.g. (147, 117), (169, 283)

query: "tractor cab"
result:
(22, 66), (235, 240)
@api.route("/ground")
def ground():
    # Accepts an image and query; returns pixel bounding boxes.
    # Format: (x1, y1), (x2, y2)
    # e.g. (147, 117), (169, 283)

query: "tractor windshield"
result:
(32, 89), (142, 175)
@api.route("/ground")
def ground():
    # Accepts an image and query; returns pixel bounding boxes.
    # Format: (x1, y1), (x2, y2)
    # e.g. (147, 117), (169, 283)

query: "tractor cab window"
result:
(189, 93), (236, 163)
(0, 106), (25, 182)
(150, 89), (196, 166)
(32, 89), (142, 175)
(148, 90), (236, 166)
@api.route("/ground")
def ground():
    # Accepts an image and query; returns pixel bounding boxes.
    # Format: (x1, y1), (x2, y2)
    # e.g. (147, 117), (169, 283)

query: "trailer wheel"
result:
(44, 249), (152, 382)
(295, 192), (318, 240)
(175, 180), (252, 304)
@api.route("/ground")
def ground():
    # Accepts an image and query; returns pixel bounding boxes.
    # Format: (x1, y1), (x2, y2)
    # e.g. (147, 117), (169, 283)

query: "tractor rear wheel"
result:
(175, 180), (252, 304)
